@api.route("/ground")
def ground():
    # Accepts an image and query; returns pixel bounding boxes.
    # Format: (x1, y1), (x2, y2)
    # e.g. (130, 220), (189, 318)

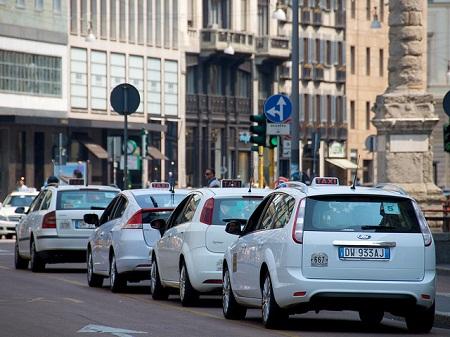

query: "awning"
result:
(78, 137), (109, 159)
(147, 146), (168, 160)
(326, 158), (358, 170)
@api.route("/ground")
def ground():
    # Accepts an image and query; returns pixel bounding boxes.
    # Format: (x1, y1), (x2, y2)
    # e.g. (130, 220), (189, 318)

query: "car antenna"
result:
(248, 177), (252, 193)
(350, 155), (360, 190)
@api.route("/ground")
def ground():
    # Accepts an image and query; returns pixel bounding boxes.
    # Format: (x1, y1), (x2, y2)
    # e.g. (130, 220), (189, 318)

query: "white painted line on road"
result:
(45, 275), (85, 287)
(0, 265), (11, 270)
(63, 297), (84, 304)
(78, 324), (147, 337)
(28, 297), (55, 303)
(0, 253), (14, 256)
(437, 292), (450, 298)
(0, 249), (9, 252)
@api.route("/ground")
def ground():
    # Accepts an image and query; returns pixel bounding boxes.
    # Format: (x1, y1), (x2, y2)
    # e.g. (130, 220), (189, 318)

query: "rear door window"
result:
(212, 196), (264, 226)
(304, 195), (421, 233)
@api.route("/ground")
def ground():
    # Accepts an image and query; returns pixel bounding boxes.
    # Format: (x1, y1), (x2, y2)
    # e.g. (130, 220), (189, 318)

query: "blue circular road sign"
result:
(263, 94), (292, 123)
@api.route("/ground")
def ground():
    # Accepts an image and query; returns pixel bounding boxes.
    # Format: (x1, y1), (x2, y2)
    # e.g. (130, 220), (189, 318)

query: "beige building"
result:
(346, 0), (389, 185)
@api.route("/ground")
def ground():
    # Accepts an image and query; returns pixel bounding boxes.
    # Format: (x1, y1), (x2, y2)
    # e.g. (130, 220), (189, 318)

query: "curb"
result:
(435, 311), (450, 330)
(437, 266), (450, 277)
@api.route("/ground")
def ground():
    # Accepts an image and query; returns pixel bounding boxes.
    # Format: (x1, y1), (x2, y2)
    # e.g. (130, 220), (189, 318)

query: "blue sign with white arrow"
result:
(263, 94), (292, 123)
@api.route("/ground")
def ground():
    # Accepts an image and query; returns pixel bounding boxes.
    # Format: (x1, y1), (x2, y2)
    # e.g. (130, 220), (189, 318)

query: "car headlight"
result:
(0, 215), (8, 221)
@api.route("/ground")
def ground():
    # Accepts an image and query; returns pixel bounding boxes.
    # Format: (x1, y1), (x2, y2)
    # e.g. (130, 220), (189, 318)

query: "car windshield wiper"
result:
(360, 225), (396, 231)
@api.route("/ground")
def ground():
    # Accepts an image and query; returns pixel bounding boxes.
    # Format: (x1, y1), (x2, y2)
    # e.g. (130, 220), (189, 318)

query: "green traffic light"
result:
(444, 123), (450, 153)
(269, 136), (278, 148)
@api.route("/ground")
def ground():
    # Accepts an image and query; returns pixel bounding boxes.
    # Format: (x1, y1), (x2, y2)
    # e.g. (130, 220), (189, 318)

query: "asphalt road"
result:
(1, 240), (450, 337)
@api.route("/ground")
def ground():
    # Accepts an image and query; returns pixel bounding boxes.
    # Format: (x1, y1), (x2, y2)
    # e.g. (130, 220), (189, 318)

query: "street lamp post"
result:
(290, 0), (300, 180)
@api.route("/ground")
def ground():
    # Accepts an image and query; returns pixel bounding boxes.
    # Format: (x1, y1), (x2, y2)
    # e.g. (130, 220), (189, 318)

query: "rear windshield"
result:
(4, 195), (36, 207)
(304, 195), (421, 233)
(142, 210), (173, 223)
(212, 197), (263, 226)
(135, 193), (186, 208)
(56, 190), (118, 210)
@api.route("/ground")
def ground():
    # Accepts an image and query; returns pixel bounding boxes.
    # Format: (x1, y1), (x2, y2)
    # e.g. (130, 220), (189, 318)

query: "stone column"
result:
(373, 0), (443, 230)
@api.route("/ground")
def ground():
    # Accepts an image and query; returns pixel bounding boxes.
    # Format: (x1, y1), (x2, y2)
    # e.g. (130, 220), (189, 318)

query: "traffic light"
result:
(249, 114), (267, 148)
(444, 123), (450, 153)
(268, 135), (278, 148)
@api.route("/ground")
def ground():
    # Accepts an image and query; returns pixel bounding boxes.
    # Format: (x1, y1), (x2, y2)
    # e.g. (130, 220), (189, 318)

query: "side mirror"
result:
(84, 214), (100, 227)
(150, 218), (167, 236)
(15, 207), (25, 214)
(225, 221), (243, 236)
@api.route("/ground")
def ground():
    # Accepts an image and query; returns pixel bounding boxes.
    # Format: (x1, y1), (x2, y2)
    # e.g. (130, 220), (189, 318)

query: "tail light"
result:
(200, 198), (214, 225)
(42, 211), (56, 229)
(292, 198), (306, 244)
(413, 202), (432, 247)
(123, 210), (143, 229)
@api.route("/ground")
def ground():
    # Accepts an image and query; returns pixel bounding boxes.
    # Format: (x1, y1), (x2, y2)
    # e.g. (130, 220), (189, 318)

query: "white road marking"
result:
(78, 324), (147, 337)
(28, 297), (55, 303)
(63, 297), (84, 304)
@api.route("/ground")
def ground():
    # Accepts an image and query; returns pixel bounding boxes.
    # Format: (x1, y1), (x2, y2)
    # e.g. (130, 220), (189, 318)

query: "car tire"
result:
(179, 262), (199, 307)
(359, 309), (384, 327)
(222, 266), (247, 320)
(87, 249), (104, 288)
(151, 258), (169, 300)
(30, 240), (45, 272)
(14, 240), (28, 270)
(109, 253), (126, 293)
(261, 272), (287, 329)
(405, 302), (435, 334)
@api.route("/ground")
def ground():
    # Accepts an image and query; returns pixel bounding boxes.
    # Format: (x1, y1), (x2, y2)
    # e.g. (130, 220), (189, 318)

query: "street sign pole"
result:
(123, 87), (128, 189)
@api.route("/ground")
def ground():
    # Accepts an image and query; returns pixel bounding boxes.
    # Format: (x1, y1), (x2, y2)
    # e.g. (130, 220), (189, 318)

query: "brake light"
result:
(200, 198), (214, 225)
(413, 202), (432, 247)
(123, 210), (143, 229)
(292, 198), (306, 244)
(42, 211), (56, 229)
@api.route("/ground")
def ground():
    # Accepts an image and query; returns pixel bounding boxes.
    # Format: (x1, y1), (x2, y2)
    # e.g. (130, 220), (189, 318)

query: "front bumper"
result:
(0, 220), (17, 235)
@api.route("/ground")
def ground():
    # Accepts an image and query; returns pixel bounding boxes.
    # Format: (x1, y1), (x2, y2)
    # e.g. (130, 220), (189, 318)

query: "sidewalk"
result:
(435, 265), (450, 329)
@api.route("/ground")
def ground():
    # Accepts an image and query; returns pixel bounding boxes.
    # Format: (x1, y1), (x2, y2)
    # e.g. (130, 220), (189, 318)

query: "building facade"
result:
(427, 0), (450, 190)
(345, 0), (389, 186)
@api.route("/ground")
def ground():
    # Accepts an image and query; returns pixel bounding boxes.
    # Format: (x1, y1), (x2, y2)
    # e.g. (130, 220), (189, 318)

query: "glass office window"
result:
(147, 58), (161, 115)
(164, 60), (178, 116)
(110, 53), (126, 112)
(129, 55), (144, 113)
(90, 50), (107, 111)
(70, 48), (88, 108)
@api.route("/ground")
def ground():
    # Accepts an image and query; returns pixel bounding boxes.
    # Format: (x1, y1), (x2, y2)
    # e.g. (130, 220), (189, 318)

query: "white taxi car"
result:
(0, 190), (38, 239)
(84, 188), (188, 292)
(222, 178), (435, 333)
(15, 185), (119, 272)
(150, 187), (270, 306)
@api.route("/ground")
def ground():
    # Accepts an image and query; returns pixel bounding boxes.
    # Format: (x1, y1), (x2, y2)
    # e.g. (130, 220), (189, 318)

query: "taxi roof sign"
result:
(220, 179), (242, 188)
(311, 177), (339, 186)
(150, 182), (170, 189)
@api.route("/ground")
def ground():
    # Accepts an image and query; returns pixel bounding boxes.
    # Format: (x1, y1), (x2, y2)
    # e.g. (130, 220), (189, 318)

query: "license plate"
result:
(338, 247), (390, 260)
(75, 220), (95, 229)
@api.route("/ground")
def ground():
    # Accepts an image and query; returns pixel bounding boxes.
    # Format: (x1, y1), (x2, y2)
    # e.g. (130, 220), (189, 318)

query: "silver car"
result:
(85, 188), (189, 292)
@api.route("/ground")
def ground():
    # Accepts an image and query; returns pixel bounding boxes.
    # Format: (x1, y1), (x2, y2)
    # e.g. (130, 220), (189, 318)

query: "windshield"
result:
(212, 197), (263, 226)
(4, 195), (36, 207)
(135, 193), (186, 208)
(56, 190), (118, 210)
(304, 195), (421, 233)
(142, 210), (173, 223)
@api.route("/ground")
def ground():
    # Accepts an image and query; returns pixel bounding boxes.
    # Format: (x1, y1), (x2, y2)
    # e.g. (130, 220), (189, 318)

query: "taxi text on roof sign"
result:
(150, 182), (170, 189)
(220, 179), (243, 188)
(312, 177), (339, 186)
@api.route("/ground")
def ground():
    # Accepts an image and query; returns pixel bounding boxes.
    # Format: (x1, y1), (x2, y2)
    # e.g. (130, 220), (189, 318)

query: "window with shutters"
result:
(366, 0), (371, 21)
(350, 46), (355, 74)
(366, 101), (371, 130)
(351, 0), (355, 18)
(350, 100), (355, 129)
(366, 47), (371, 76)
(379, 48), (384, 77)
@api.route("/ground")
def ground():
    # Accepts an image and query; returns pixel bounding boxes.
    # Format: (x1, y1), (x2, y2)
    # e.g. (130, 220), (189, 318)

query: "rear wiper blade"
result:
(360, 225), (396, 231)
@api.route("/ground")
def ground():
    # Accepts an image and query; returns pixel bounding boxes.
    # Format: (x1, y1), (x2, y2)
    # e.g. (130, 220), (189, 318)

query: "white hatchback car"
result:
(15, 185), (119, 272)
(222, 178), (436, 333)
(0, 190), (38, 238)
(150, 187), (270, 306)
(84, 188), (188, 292)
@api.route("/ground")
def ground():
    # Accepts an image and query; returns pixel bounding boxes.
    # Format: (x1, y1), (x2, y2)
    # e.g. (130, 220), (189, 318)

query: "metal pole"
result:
(58, 132), (63, 166)
(258, 145), (264, 188)
(269, 147), (275, 188)
(142, 129), (148, 188)
(123, 85), (128, 189)
(290, 0), (300, 180)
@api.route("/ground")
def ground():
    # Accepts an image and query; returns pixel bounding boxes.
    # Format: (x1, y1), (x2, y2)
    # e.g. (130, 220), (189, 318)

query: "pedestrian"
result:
(204, 168), (220, 188)
(16, 177), (28, 191)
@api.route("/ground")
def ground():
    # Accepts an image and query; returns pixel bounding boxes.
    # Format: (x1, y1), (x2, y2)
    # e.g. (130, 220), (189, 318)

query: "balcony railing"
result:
(186, 94), (252, 117)
(255, 36), (290, 60)
(301, 8), (312, 25)
(200, 28), (255, 55)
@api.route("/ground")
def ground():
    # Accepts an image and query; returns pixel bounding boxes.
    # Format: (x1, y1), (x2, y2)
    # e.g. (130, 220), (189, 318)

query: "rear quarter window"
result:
(212, 197), (263, 226)
(303, 195), (421, 233)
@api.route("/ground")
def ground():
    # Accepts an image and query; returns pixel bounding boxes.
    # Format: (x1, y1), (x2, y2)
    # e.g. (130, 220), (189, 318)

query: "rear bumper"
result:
(0, 220), (17, 235)
(272, 267), (436, 314)
(35, 235), (89, 252)
(37, 249), (86, 264)
(186, 247), (223, 293)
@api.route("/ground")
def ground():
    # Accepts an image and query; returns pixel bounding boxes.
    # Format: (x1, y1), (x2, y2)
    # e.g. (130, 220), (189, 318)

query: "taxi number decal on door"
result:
(232, 253), (237, 272)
